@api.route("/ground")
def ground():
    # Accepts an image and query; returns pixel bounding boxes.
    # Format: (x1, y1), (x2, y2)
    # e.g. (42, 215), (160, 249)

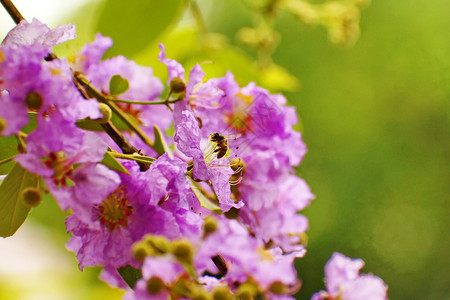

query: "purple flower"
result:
(195, 217), (302, 292)
(158, 44), (185, 85)
(2, 18), (75, 48)
(73, 33), (113, 72)
(0, 41), (100, 135)
(124, 256), (185, 300)
(147, 153), (203, 240)
(15, 125), (119, 220)
(312, 252), (388, 300)
(66, 160), (181, 269)
(174, 110), (243, 212)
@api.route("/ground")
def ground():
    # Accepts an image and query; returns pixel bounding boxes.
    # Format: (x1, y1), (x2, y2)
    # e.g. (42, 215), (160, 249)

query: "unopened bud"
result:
(21, 187), (41, 207)
(146, 276), (164, 295)
(0, 118), (6, 134)
(203, 217), (218, 236)
(192, 289), (210, 300)
(212, 286), (233, 300)
(269, 281), (287, 295)
(132, 241), (150, 261)
(237, 282), (258, 300)
(169, 77), (186, 93)
(146, 235), (171, 255)
(25, 92), (43, 110)
(94, 103), (112, 124)
(172, 239), (193, 264)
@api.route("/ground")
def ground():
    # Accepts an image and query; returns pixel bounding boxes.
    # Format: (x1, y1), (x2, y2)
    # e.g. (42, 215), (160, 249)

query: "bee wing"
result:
(225, 133), (242, 140)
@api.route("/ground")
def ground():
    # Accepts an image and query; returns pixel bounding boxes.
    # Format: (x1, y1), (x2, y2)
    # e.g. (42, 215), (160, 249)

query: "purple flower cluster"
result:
(312, 252), (388, 300)
(0, 19), (389, 299)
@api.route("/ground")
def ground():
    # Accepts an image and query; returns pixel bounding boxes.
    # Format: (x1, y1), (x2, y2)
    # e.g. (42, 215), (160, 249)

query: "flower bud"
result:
(203, 216), (218, 236)
(25, 92), (43, 110)
(236, 282), (258, 300)
(212, 286), (233, 300)
(131, 241), (150, 261)
(172, 239), (194, 264)
(21, 187), (41, 207)
(0, 118), (6, 134)
(269, 281), (287, 295)
(192, 289), (210, 300)
(169, 77), (186, 93)
(146, 235), (171, 255)
(146, 276), (164, 295)
(93, 103), (112, 124)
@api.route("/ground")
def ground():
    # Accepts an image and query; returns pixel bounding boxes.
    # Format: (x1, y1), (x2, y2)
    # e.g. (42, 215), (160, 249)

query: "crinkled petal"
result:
(158, 44), (184, 85)
(2, 18), (75, 47)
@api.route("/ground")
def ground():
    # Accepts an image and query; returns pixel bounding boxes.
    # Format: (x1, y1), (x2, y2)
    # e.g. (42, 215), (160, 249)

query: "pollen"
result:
(50, 68), (62, 75)
(257, 247), (274, 262)
(0, 51), (4, 63)
(96, 187), (133, 232)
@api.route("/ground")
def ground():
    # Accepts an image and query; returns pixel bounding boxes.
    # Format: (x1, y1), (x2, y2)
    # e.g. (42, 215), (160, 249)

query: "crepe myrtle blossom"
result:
(195, 217), (303, 294)
(124, 256), (186, 300)
(312, 252), (388, 300)
(0, 21), (100, 136)
(66, 156), (204, 271)
(70, 35), (173, 155)
(1, 18), (75, 49)
(174, 109), (244, 212)
(15, 123), (119, 221)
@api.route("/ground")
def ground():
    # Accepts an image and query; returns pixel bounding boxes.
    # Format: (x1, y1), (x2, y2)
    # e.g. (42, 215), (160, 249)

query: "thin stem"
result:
(190, 0), (207, 36)
(0, 0), (25, 24)
(106, 97), (183, 106)
(0, 156), (14, 166)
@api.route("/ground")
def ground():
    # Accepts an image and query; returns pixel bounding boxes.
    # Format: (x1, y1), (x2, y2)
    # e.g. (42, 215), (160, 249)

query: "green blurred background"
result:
(1, 0), (448, 299)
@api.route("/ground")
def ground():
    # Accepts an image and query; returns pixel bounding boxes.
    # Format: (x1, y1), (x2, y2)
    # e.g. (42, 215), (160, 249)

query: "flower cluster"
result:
(312, 253), (388, 300)
(0, 18), (388, 299)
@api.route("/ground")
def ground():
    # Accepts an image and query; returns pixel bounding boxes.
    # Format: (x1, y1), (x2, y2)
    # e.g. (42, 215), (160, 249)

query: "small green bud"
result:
(93, 103), (112, 124)
(21, 187), (41, 207)
(25, 92), (43, 110)
(192, 289), (211, 300)
(146, 276), (164, 295)
(269, 281), (287, 295)
(131, 241), (150, 261)
(169, 77), (186, 93)
(203, 216), (218, 236)
(0, 118), (6, 134)
(172, 239), (194, 264)
(237, 282), (258, 299)
(212, 286), (234, 300)
(146, 235), (171, 255)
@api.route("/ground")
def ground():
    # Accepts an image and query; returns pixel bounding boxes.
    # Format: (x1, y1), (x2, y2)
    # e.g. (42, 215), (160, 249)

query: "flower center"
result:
(42, 151), (73, 187)
(225, 93), (254, 134)
(96, 187), (133, 232)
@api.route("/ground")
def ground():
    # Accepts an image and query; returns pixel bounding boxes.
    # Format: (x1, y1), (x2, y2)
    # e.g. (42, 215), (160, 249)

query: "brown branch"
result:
(1, 0), (25, 24)
(73, 74), (150, 171)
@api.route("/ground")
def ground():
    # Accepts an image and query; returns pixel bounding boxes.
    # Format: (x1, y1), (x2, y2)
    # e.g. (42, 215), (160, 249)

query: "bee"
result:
(210, 132), (228, 159)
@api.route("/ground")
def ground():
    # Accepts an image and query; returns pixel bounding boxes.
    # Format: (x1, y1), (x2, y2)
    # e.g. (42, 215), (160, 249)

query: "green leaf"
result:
(100, 151), (130, 174)
(190, 180), (221, 213)
(153, 124), (170, 155)
(117, 265), (142, 288)
(0, 136), (17, 175)
(0, 113), (39, 174)
(259, 63), (300, 92)
(95, 0), (187, 58)
(0, 163), (39, 237)
(109, 74), (130, 96)
(76, 119), (104, 131)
